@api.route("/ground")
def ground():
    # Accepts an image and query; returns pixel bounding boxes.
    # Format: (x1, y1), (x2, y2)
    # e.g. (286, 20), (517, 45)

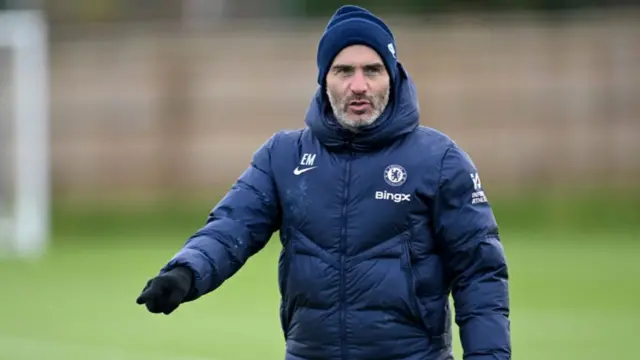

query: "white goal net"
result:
(0, 10), (49, 258)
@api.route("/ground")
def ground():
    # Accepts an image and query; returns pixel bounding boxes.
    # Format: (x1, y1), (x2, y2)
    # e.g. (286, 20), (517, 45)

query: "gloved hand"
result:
(136, 266), (193, 315)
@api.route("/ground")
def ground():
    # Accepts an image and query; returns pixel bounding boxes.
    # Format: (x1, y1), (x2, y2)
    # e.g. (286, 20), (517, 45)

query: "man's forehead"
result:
(331, 44), (383, 66)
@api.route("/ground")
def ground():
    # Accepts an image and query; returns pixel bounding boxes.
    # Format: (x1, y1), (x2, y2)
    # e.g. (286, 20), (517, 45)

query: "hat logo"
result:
(387, 43), (396, 59)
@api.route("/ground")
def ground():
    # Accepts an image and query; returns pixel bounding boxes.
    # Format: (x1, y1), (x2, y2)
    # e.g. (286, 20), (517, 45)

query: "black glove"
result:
(136, 266), (193, 315)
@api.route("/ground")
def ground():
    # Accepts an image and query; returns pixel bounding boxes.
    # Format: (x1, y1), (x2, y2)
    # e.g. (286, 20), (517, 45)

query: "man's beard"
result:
(327, 87), (390, 132)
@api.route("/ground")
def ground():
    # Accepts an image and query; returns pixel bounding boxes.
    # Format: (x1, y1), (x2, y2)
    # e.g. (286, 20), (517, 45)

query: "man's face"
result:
(325, 45), (390, 131)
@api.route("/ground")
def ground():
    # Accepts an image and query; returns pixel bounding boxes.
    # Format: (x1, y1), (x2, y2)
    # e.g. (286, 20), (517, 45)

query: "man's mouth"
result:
(348, 100), (371, 113)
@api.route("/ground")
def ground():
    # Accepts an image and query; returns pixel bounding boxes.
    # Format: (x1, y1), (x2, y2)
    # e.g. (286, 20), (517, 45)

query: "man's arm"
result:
(159, 134), (282, 302)
(433, 145), (511, 359)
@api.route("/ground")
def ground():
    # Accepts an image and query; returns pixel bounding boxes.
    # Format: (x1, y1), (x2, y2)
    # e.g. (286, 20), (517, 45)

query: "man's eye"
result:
(364, 67), (382, 75)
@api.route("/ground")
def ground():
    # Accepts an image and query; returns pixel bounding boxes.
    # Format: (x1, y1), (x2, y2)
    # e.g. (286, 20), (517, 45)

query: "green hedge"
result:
(51, 188), (639, 243)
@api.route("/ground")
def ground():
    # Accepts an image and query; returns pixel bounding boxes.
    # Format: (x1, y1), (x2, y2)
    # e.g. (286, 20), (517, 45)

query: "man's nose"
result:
(349, 72), (368, 93)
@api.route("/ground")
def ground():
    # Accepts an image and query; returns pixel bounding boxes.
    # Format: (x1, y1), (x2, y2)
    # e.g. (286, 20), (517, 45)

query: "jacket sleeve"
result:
(160, 134), (282, 302)
(433, 145), (511, 359)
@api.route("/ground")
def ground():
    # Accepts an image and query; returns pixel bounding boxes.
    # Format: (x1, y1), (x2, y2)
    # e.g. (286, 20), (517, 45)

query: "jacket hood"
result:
(304, 62), (420, 152)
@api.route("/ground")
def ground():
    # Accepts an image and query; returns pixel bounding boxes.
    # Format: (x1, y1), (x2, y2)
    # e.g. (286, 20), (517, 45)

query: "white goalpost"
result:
(0, 10), (50, 258)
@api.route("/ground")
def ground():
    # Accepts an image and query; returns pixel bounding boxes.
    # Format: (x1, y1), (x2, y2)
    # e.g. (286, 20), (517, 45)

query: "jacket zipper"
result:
(340, 148), (353, 360)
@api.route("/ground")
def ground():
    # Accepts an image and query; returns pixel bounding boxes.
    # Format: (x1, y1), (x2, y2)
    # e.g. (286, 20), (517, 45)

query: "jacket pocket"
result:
(427, 299), (452, 349)
(418, 295), (452, 349)
(401, 239), (433, 335)
(278, 233), (294, 338)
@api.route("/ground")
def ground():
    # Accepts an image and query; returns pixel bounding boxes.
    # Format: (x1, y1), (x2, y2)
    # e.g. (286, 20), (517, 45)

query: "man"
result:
(136, 5), (511, 360)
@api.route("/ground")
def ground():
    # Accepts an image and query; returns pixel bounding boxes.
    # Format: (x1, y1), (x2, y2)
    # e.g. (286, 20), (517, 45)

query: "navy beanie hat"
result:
(316, 5), (398, 86)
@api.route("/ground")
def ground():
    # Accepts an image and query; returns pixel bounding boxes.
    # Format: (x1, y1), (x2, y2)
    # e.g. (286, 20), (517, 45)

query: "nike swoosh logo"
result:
(293, 166), (317, 175)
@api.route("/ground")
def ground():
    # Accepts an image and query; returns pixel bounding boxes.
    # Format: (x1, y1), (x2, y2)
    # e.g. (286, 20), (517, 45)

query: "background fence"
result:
(46, 10), (640, 199)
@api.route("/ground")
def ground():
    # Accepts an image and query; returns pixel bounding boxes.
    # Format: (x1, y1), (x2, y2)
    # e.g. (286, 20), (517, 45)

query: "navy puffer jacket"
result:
(161, 63), (511, 360)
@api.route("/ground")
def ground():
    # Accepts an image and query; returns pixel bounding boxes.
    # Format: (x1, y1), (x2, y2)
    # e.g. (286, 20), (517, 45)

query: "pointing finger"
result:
(136, 281), (160, 305)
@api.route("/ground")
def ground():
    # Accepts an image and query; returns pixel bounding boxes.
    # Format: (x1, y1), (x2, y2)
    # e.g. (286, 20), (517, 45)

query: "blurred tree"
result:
(1, 0), (43, 10)
(26, 0), (640, 21)
(292, 0), (634, 16)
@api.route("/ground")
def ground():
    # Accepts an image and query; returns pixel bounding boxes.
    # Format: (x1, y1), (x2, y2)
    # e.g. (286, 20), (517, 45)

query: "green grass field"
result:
(0, 195), (638, 359)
